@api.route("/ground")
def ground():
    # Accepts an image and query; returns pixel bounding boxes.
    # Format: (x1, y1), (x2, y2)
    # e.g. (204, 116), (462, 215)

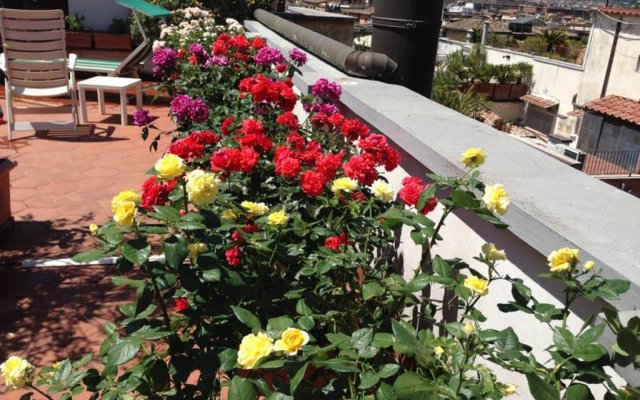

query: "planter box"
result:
(510, 83), (528, 99)
(93, 33), (132, 51)
(0, 159), (17, 235)
(473, 82), (494, 97)
(66, 31), (93, 49)
(493, 84), (512, 101)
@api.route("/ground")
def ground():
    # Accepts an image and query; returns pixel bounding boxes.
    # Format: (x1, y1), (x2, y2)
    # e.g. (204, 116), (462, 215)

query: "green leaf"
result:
(148, 205), (180, 222)
(362, 281), (385, 300)
(526, 373), (560, 400)
(372, 333), (395, 348)
(404, 274), (431, 293)
(121, 240), (151, 265)
(218, 348), (238, 372)
(575, 343), (607, 362)
(416, 185), (437, 212)
(393, 372), (434, 400)
(202, 268), (221, 282)
(495, 327), (520, 353)
(594, 279), (630, 300)
(53, 360), (72, 382)
(72, 249), (107, 264)
(564, 384), (594, 400)
(231, 306), (262, 330)
(577, 323), (605, 347)
(451, 189), (477, 209)
(257, 359), (285, 369)
(378, 363), (401, 378)
(267, 317), (294, 332)
(433, 256), (452, 278)
(228, 376), (257, 400)
(376, 382), (396, 400)
(295, 299), (312, 316)
(106, 337), (140, 366)
(298, 316), (315, 330)
(174, 221), (206, 231)
(351, 328), (374, 350)
(290, 362), (309, 394)
(315, 358), (359, 373)
(163, 236), (188, 269)
(359, 371), (380, 389)
(617, 328), (639, 357)
(553, 327), (577, 354)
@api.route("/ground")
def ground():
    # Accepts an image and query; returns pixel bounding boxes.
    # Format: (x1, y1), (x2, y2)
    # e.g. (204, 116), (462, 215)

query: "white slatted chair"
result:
(0, 8), (78, 140)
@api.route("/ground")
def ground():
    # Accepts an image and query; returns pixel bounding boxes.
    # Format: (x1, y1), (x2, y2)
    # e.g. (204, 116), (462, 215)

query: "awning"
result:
(115, 0), (172, 17)
(520, 94), (559, 110)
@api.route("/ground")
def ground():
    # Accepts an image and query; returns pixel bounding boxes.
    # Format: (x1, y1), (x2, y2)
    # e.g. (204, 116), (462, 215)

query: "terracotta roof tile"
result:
(598, 7), (640, 17)
(520, 94), (559, 109)
(566, 109), (584, 118)
(445, 18), (511, 33)
(583, 95), (640, 125)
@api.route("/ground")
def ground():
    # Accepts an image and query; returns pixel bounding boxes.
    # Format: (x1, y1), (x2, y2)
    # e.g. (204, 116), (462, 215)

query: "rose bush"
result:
(4, 27), (640, 400)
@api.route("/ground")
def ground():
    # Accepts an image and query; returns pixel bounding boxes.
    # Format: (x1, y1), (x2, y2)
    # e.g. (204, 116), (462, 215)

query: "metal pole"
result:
(601, 21), (621, 98)
(371, 0), (445, 97)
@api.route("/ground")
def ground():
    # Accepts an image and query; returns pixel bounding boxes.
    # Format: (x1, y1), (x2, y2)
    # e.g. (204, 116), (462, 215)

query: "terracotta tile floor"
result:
(0, 89), (175, 398)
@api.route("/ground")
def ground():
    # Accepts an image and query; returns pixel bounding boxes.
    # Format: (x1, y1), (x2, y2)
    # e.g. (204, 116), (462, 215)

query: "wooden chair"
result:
(0, 8), (78, 140)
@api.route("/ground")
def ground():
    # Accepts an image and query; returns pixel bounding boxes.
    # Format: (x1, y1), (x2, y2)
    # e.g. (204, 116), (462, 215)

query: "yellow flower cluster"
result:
(464, 276), (489, 296)
(267, 210), (289, 226)
(111, 189), (140, 228)
(371, 180), (395, 202)
(0, 356), (33, 390)
(331, 177), (358, 196)
(481, 243), (507, 261)
(237, 328), (309, 369)
(274, 328), (310, 356)
(547, 247), (579, 273)
(461, 147), (487, 168)
(482, 183), (509, 215)
(155, 153), (186, 179)
(241, 201), (270, 216)
(433, 346), (445, 357)
(188, 242), (207, 260)
(89, 223), (99, 235)
(463, 323), (475, 335)
(185, 169), (219, 206)
(221, 209), (237, 220)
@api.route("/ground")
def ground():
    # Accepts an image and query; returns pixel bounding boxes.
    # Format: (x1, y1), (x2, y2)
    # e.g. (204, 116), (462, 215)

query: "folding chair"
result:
(0, 8), (78, 140)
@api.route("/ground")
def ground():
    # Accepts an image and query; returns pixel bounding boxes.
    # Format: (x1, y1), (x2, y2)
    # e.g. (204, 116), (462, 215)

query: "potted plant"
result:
(65, 13), (92, 49)
(511, 62), (532, 98)
(0, 158), (17, 235)
(472, 64), (495, 97)
(93, 18), (132, 51)
(492, 64), (515, 100)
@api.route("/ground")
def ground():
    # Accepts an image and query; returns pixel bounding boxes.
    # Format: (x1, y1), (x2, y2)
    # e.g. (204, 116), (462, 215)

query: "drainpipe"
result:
(601, 21), (621, 98)
(481, 21), (490, 46)
(254, 9), (399, 81)
(371, 0), (445, 97)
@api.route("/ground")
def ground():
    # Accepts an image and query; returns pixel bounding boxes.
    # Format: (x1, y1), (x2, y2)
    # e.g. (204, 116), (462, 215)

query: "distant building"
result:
(444, 18), (511, 42)
(578, 96), (640, 154)
(507, 16), (546, 33)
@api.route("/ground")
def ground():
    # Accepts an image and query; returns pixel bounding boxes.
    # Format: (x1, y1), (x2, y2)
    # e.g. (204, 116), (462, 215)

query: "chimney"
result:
(481, 21), (490, 45)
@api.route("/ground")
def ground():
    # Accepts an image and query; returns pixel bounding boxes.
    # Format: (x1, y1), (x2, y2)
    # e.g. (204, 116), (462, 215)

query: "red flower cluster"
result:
(239, 119), (272, 152)
(239, 74), (296, 112)
(340, 119), (370, 141)
(358, 134), (401, 172)
(399, 176), (438, 215)
(301, 170), (327, 196)
(210, 146), (260, 173)
(225, 246), (241, 267)
(212, 33), (254, 57)
(168, 130), (220, 160)
(221, 116), (235, 135)
(232, 224), (261, 244)
(276, 112), (299, 130)
(343, 153), (378, 186)
(325, 233), (348, 252)
(310, 112), (347, 132)
(175, 298), (189, 312)
(141, 176), (178, 210)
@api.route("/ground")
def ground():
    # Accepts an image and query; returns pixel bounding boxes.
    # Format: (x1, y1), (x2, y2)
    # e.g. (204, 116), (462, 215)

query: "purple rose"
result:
(254, 46), (284, 66)
(133, 108), (153, 126)
(170, 94), (192, 121)
(152, 48), (178, 77)
(189, 43), (208, 64)
(189, 98), (210, 123)
(316, 102), (339, 116)
(206, 55), (229, 67)
(311, 78), (342, 103)
(289, 48), (308, 67)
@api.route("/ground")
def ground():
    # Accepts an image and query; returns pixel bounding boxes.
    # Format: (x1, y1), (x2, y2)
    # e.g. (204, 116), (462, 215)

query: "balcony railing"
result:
(582, 151), (640, 176)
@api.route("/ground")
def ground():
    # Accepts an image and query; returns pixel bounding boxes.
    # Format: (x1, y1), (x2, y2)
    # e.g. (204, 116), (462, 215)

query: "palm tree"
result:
(542, 29), (568, 53)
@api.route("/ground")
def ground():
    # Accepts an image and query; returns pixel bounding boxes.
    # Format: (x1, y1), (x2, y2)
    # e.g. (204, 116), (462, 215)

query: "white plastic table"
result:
(78, 76), (143, 126)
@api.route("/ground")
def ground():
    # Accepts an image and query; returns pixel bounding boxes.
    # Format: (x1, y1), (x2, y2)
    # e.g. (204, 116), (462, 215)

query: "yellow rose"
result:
(241, 201), (270, 216)
(113, 201), (136, 228)
(463, 323), (475, 335)
(222, 209), (237, 220)
(461, 147), (487, 168)
(110, 189), (140, 213)
(267, 210), (289, 226)
(331, 177), (358, 196)
(482, 183), (509, 215)
(89, 224), (99, 235)
(237, 332), (274, 369)
(505, 384), (517, 395)
(155, 154), (186, 179)
(274, 328), (310, 356)
(547, 247), (579, 273)
(584, 260), (595, 272)
(371, 179), (395, 202)
(0, 356), (33, 390)
(464, 276), (489, 296)
(185, 170), (219, 206)
(188, 242), (207, 260)
(433, 346), (445, 357)
(481, 243), (507, 261)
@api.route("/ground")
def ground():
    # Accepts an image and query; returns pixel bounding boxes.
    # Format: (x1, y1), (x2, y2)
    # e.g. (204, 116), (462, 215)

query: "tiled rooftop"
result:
(598, 7), (640, 17)
(445, 18), (511, 33)
(583, 95), (640, 125)
(520, 94), (559, 109)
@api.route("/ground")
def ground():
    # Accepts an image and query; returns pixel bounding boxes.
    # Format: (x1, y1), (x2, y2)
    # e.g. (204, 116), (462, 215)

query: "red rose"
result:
(343, 153), (378, 186)
(251, 37), (266, 49)
(190, 130), (220, 144)
(168, 137), (205, 160)
(277, 112), (299, 130)
(243, 224), (260, 233)
(311, 113), (328, 129)
(221, 116), (235, 135)
(276, 156), (301, 179)
(241, 118), (264, 136)
(399, 176), (437, 214)
(275, 63), (288, 73)
(327, 113), (345, 130)
(315, 152), (344, 180)
(175, 298), (189, 312)
(275, 145), (295, 164)
(188, 54), (198, 65)
(211, 148), (241, 171)
(226, 246), (241, 267)
(325, 233), (347, 251)
(300, 170), (327, 196)
(384, 147), (401, 171)
(340, 119), (370, 141)
(238, 147), (260, 173)
(141, 176), (178, 210)
(300, 140), (321, 166)
(287, 131), (306, 150)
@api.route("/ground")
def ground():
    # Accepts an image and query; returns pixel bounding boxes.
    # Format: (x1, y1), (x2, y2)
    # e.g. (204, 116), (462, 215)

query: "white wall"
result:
(577, 12), (640, 105)
(68, 0), (130, 32)
(439, 39), (584, 115)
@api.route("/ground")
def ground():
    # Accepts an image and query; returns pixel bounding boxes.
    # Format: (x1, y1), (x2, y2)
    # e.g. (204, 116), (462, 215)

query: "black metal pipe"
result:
(601, 21), (621, 99)
(254, 9), (399, 82)
(372, 0), (445, 97)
